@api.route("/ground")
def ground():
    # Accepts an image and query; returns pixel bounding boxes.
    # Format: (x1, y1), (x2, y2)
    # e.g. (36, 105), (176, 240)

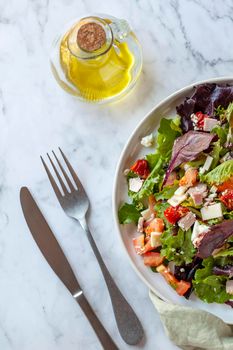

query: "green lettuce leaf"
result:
(214, 256), (233, 267)
(130, 158), (164, 202)
(225, 103), (233, 147)
(154, 183), (178, 201)
(224, 210), (233, 220)
(211, 123), (229, 146)
(193, 257), (231, 303)
(146, 153), (160, 170)
(211, 123), (228, 145)
(214, 105), (226, 120)
(118, 203), (140, 224)
(160, 228), (196, 266)
(155, 117), (182, 157)
(203, 159), (233, 185)
(210, 140), (221, 169)
(154, 201), (170, 222)
(213, 248), (233, 258)
(132, 117), (182, 201)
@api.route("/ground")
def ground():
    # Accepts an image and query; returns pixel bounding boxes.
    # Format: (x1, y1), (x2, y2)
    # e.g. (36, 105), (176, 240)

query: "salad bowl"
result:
(113, 76), (233, 323)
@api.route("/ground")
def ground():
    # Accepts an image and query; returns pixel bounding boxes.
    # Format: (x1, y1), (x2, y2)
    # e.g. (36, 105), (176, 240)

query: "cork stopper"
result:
(77, 22), (106, 52)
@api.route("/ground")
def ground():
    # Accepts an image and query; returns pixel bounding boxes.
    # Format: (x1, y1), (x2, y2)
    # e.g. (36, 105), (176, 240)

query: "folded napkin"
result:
(149, 290), (233, 350)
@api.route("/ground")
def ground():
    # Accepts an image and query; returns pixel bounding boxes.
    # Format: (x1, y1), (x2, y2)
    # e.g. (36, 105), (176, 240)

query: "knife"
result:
(20, 187), (118, 350)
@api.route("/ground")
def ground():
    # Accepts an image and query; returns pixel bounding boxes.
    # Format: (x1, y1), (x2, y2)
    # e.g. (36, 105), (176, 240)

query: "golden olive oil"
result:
(60, 32), (135, 102)
(50, 15), (142, 103)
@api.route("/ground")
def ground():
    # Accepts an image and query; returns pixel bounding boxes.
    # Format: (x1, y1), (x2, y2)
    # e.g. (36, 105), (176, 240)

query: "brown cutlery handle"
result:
(77, 293), (119, 350)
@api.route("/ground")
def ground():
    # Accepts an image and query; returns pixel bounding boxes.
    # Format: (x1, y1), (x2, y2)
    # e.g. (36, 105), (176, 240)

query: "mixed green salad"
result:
(118, 83), (233, 305)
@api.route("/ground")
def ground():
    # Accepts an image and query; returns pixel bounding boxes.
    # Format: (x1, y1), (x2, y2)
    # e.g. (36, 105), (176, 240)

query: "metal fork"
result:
(41, 148), (144, 345)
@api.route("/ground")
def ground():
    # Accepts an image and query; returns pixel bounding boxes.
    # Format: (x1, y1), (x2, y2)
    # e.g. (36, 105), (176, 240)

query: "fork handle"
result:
(77, 293), (119, 350)
(80, 219), (144, 345)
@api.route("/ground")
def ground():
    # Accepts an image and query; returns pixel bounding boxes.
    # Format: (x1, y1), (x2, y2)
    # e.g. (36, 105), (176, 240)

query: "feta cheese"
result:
(200, 156), (213, 174)
(141, 133), (154, 147)
(141, 208), (151, 220)
(191, 221), (209, 246)
(167, 194), (188, 207)
(150, 232), (162, 247)
(174, 186), (188, 196)
(203, 118), (218, 132)
(129, 177), (143, 192)
(201, 203), (223, 221)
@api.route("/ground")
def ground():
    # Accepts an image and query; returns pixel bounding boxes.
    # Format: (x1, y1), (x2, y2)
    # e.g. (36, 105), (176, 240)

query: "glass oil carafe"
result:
(50, 14), (142, 104)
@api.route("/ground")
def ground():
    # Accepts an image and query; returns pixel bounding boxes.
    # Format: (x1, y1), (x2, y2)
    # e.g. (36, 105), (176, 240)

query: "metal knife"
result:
(20, 187), (118, 350)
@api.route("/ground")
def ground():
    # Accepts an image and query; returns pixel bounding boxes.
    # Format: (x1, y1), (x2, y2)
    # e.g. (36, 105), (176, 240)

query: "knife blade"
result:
(20, 186), (118, 350)
(20, 186), (81, 296)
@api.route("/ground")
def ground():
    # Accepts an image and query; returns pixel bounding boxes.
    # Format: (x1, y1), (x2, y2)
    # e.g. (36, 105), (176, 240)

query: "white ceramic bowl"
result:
(113, 76), (233, 323)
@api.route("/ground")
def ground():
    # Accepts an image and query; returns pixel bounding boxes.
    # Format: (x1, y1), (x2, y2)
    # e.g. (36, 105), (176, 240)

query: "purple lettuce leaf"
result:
(176, 84), (233, 132)
(163, 131), (214, 186)
(213, 265), (233, 278)
(197, 220), (233, 259)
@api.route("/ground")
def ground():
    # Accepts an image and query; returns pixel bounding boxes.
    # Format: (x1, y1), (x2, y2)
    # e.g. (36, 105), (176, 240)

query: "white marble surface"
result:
(1, 0), (233, 349)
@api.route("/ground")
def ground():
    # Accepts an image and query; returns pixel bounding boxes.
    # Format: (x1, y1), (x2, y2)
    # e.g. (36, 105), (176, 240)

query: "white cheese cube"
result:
(203, 118), (218, 132)
(174, 186), (188, 196)
(191, 221), (209, 244)
(141, 208), (151, 220)
(150, 232), (162, 247)
(167, 194), (188, 207)
(199, 156), (213, 174)
(129, 178), (143, 192)
(201, 203), (223, 221)
(141, 133), (154, 147)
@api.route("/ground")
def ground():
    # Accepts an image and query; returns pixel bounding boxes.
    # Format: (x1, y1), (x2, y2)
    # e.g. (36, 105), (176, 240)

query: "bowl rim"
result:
(112, 76), (233, 299)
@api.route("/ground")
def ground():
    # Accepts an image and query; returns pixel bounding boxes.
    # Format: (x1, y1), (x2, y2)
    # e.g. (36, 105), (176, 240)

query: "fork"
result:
(41, 148), (144, 345)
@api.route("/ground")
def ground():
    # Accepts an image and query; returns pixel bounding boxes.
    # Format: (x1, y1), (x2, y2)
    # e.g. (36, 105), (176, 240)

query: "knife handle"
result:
(76, 293), (119, 350)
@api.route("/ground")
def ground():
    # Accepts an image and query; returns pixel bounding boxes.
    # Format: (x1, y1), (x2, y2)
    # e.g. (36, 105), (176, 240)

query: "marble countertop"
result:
(1, 0), (233, 349)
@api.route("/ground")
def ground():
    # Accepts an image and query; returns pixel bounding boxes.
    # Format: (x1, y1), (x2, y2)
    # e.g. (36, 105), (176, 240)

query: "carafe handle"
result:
(109, 18), (131, 42)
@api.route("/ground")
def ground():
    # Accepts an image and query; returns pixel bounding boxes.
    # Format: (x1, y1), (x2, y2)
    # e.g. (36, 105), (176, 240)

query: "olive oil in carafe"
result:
(60, 32), (135, 102)
(50, 15), (142, 103)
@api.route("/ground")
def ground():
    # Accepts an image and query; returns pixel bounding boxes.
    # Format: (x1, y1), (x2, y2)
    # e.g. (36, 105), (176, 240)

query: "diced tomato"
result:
(220, 189), (233, 210)
(148, 194), (157, 216)
(195, 111), (209, 129)
(133, 235), (144, 255)
(179, 168), (198, 186)
(165, 171), (177, 187)
(145, 218), (164, 235)
(130, 159), (150, 179)
(175, 281), (191, 296)
(143, 252), (164, 267)
(217, 177), (233, 192)
(164, 205), (189, 225)
(157, 264), (191, 296)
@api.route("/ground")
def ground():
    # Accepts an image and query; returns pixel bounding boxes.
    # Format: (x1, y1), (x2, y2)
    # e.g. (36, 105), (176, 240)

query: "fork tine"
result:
(47, 153), (68, 195)
(40, 156), (63, 199)
(52, 150), (75, 192)
(59, 147), (85, 192)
